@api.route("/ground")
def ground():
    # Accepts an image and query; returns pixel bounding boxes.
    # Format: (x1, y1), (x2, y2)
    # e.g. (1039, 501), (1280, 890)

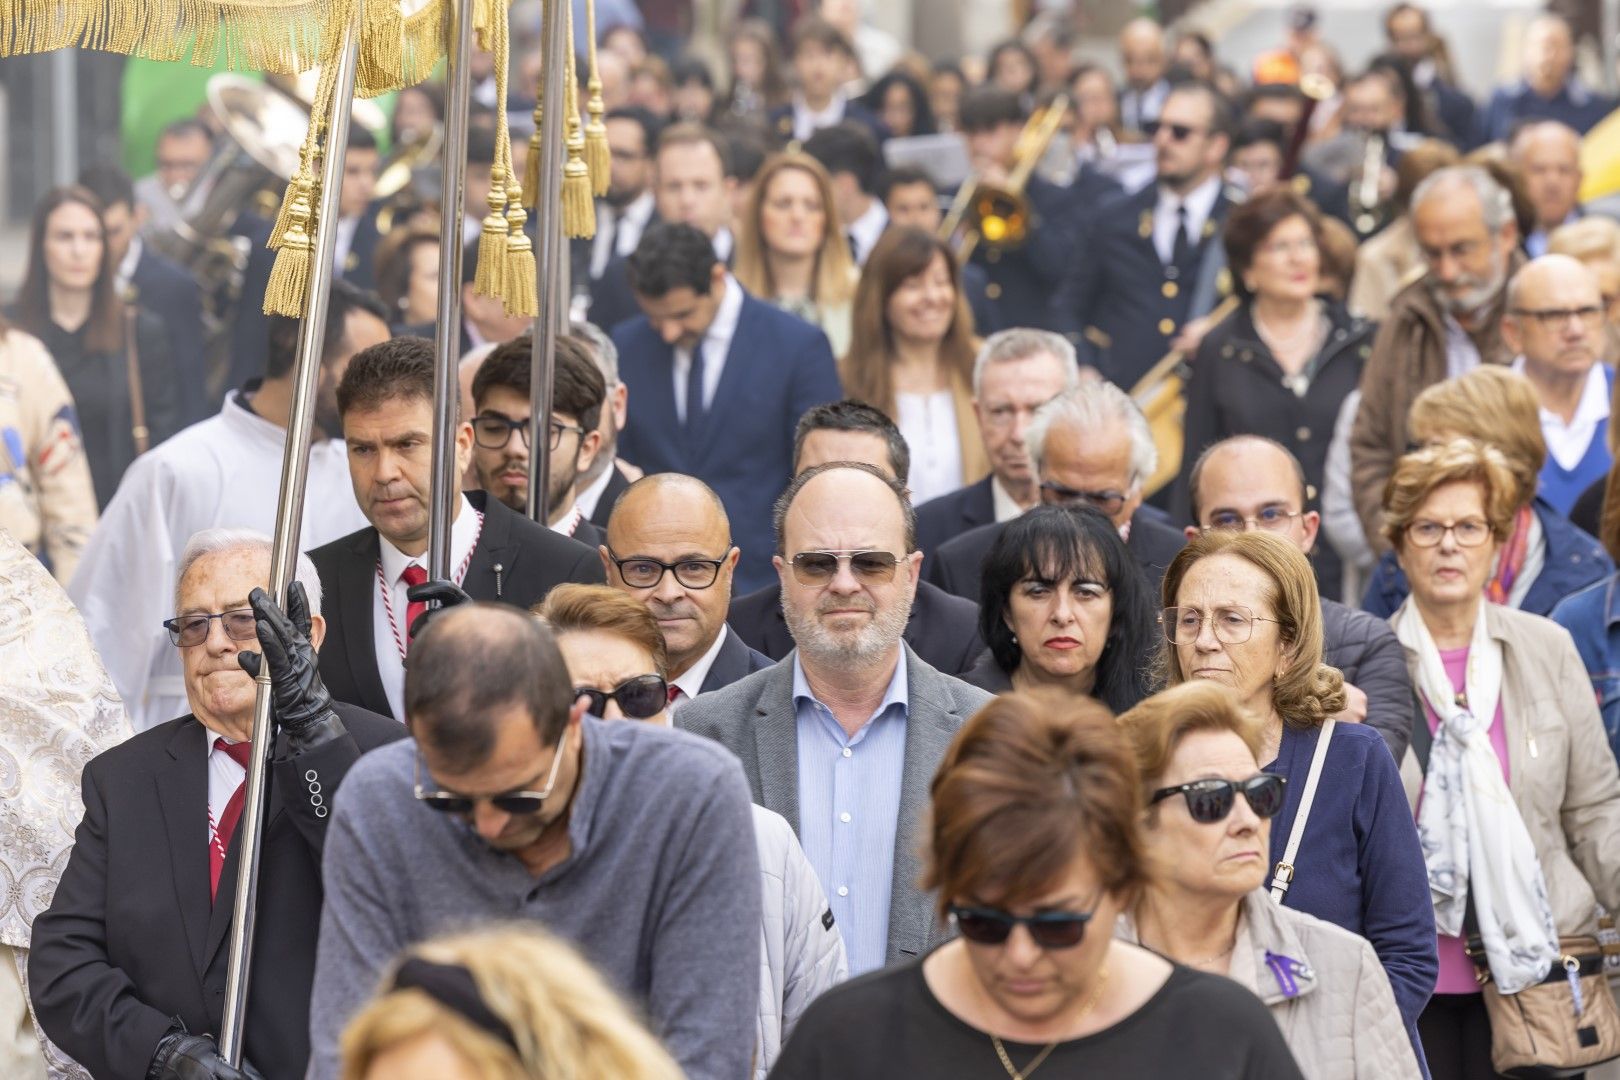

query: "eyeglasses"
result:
(1403, 518), (1492, 548)
(164, 607), (258, 648)
(1143, 119), (1206, 141)
(471, 414), (584, 451)
(1202, 507), (1304, 534)
(1150, 774), (1288, 823)
(947, 902), (1097, 950)
(1161, 605), (1282, 646)
(1039, 481), (1127, 516)
(574, 674), (669, 720)
(1509, 305), (1604, 330)
(607, 548), (731, 590)
(788, 550), (900, 585)
(413, 728), (569, 816)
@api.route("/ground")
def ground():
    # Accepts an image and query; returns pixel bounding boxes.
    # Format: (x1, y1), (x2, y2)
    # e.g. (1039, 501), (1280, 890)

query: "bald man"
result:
(1512, 121), (1584, 257)
(1502, 255), (1615, 513)
(603, 474), (770, 712)
(1118, 18), (1169, 133)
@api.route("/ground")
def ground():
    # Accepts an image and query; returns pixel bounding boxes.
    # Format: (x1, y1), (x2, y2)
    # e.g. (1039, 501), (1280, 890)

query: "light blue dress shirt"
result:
(793, 653), (909, 975)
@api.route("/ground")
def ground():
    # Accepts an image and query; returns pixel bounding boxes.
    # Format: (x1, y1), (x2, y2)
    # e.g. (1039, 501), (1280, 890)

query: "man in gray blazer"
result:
(679, 462), (993, 975)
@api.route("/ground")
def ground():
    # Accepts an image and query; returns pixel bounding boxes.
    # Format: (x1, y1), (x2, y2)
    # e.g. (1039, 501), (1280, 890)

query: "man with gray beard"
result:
(678, 462), (992, 975)
(1350, 164), (1524, 546)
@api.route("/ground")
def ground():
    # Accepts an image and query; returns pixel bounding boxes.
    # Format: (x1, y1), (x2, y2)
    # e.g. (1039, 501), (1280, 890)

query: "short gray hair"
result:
(571, 320), (619, 385)
(175, 528), (324, 617)
(971, 328), (1080, 397)
(1411, 165), (1514, 235)
(1027, 381), (1158, 491)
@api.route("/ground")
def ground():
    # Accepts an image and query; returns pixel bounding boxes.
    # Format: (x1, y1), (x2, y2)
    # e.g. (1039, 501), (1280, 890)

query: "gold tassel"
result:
(583, 0), (608, 195)
(475, 163), (510, 299)
(263, 182), (314, 316)
(522, 98), (542, 209)
(560, 0), (594, 239)
(503, 180), (538, 317)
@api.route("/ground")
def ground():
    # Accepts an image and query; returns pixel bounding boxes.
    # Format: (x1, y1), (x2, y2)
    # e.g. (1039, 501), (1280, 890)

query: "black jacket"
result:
(727, 579), (984, 677)
(1321, 597), (1414, 761)
(29, 704), (402, 1080)
(129, 245), (210, 425)
(587, 462), (634, 529)
(699, 626), (775, 694)
(309, 490), (605, 717)
(913, 476), (995, 556)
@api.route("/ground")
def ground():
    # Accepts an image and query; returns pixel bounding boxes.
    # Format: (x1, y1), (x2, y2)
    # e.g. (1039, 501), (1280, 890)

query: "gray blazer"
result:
(677, 643), (993, 965)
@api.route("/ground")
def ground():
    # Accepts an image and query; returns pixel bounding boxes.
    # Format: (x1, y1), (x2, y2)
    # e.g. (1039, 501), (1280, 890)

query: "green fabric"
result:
(120, 52), (256, 178)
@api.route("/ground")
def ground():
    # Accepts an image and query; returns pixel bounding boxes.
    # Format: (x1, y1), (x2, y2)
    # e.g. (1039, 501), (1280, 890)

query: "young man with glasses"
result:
(306, 603), (761, 1080)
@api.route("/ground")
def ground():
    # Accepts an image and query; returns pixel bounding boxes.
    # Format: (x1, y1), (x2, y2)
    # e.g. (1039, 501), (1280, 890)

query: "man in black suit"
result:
(309, 338), (604, 721)
(333, 128), (383, 293)
(767, 17), (886, 148)
(571, 320), (640, 529)
(914, 328), (1080, 554)
(603, 474), (770, 709)
(729, 400), (985, 676)
(29, 531), (403, 1080)
(802, 123), (888, 266)
(928, 379), (1185, 604)
(582, 106), (662, 283)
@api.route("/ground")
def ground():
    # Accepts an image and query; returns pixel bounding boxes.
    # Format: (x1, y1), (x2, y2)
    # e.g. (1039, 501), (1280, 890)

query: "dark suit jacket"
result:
(309, 490), (606, 717)
(966, 175), (1088, 333)
(926, 506), (1186, 604)
(338, 204), (384, 293)
(728, 579), (985, 677)
(613, 289), (843, 592)
(914, 476), (996, 556)
(225, 217), (276, 405)
(569, 516), (605, 551)
(587, 462), (634, 529)
(766, 99), (887, 147)
(29, 704), (402, 1080)
(130, 245), (210, 425)
(698, 625), (775, 694)
(959, 262), (1000, 336)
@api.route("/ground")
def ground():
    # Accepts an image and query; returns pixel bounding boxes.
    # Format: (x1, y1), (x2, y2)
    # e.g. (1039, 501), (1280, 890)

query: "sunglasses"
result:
(948, 903), (1096, 950)
(574, 674), (669, 720)
(413, 728), (569, 816)
(1143, 119), (1205, 141)
(1150, 774), (1287, 823)
(164, 607), (258, 648)
(788, 550), (900, 585)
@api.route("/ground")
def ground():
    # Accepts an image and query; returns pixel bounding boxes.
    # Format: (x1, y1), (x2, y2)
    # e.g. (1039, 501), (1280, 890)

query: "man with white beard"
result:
(678, 462), (991, 976)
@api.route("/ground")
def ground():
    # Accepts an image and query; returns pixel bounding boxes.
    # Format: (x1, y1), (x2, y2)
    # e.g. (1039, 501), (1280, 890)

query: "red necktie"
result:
(402, 563), (428, 644)
(667, 684), (682, 705)
(210, 740), (255, 903)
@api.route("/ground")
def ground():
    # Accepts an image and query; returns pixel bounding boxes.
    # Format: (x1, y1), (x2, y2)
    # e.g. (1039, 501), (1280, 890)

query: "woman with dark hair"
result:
(986, 40), (1039, 105)
(373, 220), (442, 333)
(671, 57), (718, 123)
(10, 186), (182, 507)
(862, 71), (936, 139)
(769, 694), (1304, 1078)
(724, 20), (791, 120)
(840, 226), (984, 504)
(965, 504), (1156, 713)
(928, 62), (967, 133)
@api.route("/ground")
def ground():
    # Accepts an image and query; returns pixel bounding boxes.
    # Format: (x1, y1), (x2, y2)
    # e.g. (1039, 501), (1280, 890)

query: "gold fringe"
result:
(583, 0), (608, 195)
(560, 0), (594, 239)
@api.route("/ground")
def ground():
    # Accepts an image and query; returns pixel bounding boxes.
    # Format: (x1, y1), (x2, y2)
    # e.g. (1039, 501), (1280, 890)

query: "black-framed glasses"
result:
(471, 414), (584, 451)
(1143, 119), (1206, 141)
(1404, 518), (1492, 549)
(1039, 481), (1127, 516)
(1203, 506), (1304, 534)
(574, 674), (668, 720)
(164, 607), (258, 647)
(1150, 774), (1288, 823)
(1161, 605), (1282, 646)
(947, 902), (1097, 950)
(607, 547), (731, 590)
(413, 728), (569, 816)
(1508, 305), (1604, 330)
(788, 550), (900, 585)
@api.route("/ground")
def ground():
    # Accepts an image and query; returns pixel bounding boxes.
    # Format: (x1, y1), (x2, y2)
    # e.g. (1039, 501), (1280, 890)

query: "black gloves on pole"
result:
(237, 582), (346, 752)
(147, 1031), (264, 1080)
(405, 578), (473, 638)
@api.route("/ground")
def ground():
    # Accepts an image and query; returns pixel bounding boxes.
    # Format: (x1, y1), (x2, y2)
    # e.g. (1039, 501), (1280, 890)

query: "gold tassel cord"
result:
(503, 179), (538, 317)
(263, 177), (314, 315)
(522, 94), (542, 209)
(474, 0), (512, 301)
(560, 0), (594, 239)
(583, 0), (608, 195)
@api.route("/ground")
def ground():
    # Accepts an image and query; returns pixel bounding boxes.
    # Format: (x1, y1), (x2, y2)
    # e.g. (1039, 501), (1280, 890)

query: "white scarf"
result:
(1393, 597), (1559, 994)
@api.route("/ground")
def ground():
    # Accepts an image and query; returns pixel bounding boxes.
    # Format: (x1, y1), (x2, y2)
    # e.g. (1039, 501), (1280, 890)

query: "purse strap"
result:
(123, 302), (149, 456)
(1270, 719), (1335, 903)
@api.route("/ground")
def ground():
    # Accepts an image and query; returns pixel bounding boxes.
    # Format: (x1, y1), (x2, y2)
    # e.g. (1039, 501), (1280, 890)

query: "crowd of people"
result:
(8, 1), (1620, 1078)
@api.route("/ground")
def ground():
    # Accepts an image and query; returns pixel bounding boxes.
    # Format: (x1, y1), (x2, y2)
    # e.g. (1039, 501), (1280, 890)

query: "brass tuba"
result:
(940, 93), (1071, 262)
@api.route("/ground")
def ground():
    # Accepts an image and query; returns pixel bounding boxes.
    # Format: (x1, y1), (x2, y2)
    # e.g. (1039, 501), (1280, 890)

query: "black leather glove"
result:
(237, 582), (337, 736)
(406, 578), (473, 638)
(147, 1031), (264, 1080)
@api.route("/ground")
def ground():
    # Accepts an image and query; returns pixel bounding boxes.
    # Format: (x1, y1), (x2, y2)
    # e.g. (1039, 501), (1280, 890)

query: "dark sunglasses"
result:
(1143, 119), (1205, 141)
(574, 674), (669, 720)
(413, 729), (569, 816)
(788, 550), (900, 585)
(948, 903), (1096, 950)
(1150, 774), (1287, 823)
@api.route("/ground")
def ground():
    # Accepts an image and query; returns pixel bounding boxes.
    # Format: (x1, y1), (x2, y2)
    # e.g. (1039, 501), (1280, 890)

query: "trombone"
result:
(940, 93), (1071, 262)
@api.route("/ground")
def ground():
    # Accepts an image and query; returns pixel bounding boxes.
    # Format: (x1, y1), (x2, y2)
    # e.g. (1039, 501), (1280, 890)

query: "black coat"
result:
(966, 175), (1091, 333)
(29, 704), (403, 1080)
(129, 245), (210, 425)
(309, 490), (605, 718)
(727, 579), (984, 677)
(699, 626), (775, 694)
(765, 99), (888, 148)
(913, 476), (996, 556)
(587, 462), (634, 529)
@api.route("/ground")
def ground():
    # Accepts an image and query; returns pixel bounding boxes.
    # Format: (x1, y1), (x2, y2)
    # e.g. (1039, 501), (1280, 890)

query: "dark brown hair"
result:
(1222, 187), (1322, 302)
(474, 334), (605, 432)
(790, 15), (855, 61)
(374, 221), (441, 319)
(16, 186), (122, 354)
(336, 335), (441, 419)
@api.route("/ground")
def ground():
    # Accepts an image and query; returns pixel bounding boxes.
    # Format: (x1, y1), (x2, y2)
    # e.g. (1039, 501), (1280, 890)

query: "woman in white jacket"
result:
(538, 584), (847, 1075)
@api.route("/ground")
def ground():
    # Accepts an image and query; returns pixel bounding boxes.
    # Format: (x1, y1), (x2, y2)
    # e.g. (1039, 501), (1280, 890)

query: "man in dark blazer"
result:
(614, 223), (843, 593)
(767, 17), (887, 148)
(29, 535), (403, 1080)
(310, 338), (604, 721)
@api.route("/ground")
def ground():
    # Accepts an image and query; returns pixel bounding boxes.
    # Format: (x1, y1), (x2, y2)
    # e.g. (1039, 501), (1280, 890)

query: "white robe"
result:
(68, 392), (368, 730)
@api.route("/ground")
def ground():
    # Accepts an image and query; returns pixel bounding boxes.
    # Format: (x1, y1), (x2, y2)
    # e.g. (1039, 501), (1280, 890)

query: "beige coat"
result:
(1348, 216), (1424, 322)
(1398, 603), (1620, 937)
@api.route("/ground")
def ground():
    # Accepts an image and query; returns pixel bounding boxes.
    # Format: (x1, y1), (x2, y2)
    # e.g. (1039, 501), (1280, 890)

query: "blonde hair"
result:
(1117, 682), (1265, 806)
(1381, 437), (1519, 552)
(1159, 531), (1346, 727)
(1548, 215), (1620, 266)
(734, 152), (857, 309)
(534, 583), (669, 677)
(340, 925), (683, 1080)
(1406, 366), (1544, 504)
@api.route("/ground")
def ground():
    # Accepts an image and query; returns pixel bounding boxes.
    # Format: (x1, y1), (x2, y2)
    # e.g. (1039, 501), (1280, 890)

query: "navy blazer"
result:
(966, 175), (1089, 334)
(766, 99), (887, 147)
(587, 462), (634, 529)
(130, 246), (210, 425)
(338, 204), (383, 293)
(613, 288), (843, 592)
(914, 476), (995, 556)
(698, 626), (775, 694)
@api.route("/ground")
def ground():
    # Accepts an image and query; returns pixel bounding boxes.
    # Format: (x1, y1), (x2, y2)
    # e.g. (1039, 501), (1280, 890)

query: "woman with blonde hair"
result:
(733, 152), (858, 356)
(840, 226), (986, 504)
(340, 924), (682, 1080)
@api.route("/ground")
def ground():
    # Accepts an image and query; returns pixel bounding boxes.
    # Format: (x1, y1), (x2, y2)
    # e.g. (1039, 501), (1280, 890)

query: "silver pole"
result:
(1605, 0), (1620, 96)
(428, 0), (476, 579)
(48, 50), (77, 187)
(527, 0), (569, 522)
(217, 13), (359, 1065)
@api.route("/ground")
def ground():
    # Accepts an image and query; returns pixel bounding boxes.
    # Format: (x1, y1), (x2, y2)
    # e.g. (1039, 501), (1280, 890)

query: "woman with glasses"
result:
(964, 504), (1156, 712)
(768, 693), (1304, 1079)
(534, 584), (847, 1080)
(1161, 529), (1437, 1063)
(1383, 439), (1620, 1079)
(1118, 682), (1421, 1078)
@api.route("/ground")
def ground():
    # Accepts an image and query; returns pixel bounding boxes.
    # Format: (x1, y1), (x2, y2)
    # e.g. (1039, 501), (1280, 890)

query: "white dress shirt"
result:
(575, 463), (616, 522)
(990, 476), (1026, 522)
(205, 729), (248, 843)
(333, 214), (360, 277)
(896, 390), (964, 506)
(371, 493), (482, 720)
(674, 274), (745, 424)
(712, 226), (735, 264)
(591, 190), (657, 279)
(115, 235), (143, 294)
(1512, 356), (1612, 470)
(667, 625), (733, 716)
(792, 91), (849, 144)
(846, 199), (889, 266)
(1443, 314), (1483, 380)
(1152, 175), (1222, 266)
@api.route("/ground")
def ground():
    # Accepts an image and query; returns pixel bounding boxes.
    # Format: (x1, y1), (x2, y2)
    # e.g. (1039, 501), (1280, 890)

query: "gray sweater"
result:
(307, 716), (762, 1080)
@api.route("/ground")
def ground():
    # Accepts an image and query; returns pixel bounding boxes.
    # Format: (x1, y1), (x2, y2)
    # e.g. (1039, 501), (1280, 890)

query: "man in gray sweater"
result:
(306, 604), (761, 1079)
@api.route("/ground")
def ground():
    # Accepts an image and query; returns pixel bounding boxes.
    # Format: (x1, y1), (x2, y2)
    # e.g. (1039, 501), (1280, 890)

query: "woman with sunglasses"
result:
(1161, 530), (1437, 1066)
(1385, 439), (1620, 1079)
(535, 584), (847, 1080)
(1118, 682), (1420, 1078)
(769, 693), (1304, 1079)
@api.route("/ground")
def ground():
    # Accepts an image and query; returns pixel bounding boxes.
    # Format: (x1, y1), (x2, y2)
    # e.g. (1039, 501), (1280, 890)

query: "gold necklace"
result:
(990, 965), (1110, 1080)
